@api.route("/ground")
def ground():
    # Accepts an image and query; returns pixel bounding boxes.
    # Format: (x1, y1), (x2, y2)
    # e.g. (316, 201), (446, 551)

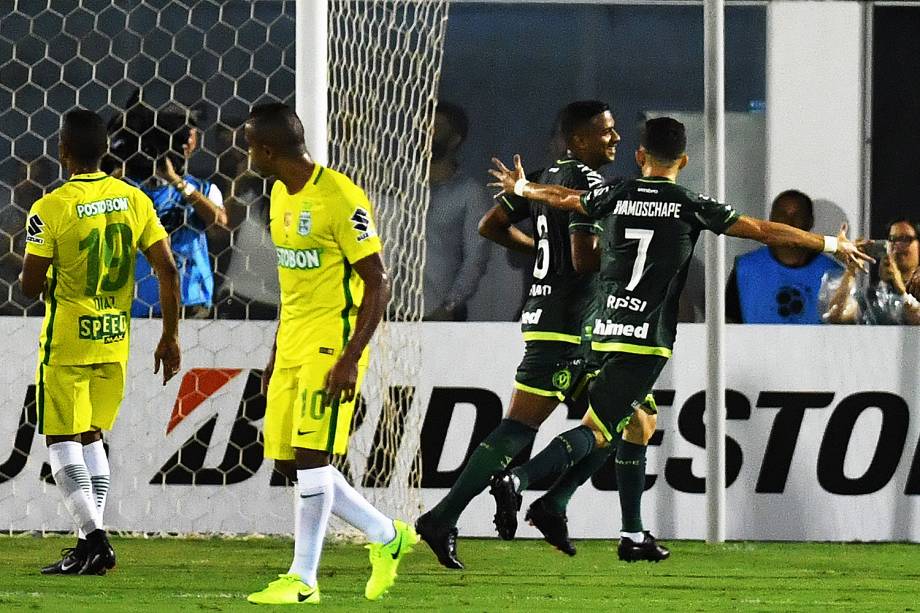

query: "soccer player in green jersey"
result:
(417, 101), (662, 567)
(487, 117), (871, 559)
(20, 110), (181, 575)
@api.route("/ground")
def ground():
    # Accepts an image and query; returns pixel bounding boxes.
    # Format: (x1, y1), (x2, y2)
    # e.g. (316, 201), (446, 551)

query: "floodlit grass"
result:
(0, 535), (917, 611)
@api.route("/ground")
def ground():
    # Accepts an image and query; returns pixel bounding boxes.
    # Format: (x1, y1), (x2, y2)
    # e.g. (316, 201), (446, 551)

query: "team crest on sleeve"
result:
(26, 214), (44, 244)
(298, 211), (312, 236)
(350, 207), (376, 241)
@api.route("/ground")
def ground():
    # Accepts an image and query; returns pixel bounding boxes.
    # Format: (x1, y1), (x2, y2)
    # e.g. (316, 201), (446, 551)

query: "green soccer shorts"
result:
(584, 352), (668, 441)
(513, 340), (591, 401)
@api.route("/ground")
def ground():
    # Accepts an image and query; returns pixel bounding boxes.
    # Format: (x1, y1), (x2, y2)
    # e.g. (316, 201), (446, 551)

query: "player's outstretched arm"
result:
(488, 155), (586, 214)
(725, 217), (874, 271)
(478, 203), (535, 254)
(145, 237), (181, 385)
(18, 253), (53, 299)
(323, 252), (390, 407)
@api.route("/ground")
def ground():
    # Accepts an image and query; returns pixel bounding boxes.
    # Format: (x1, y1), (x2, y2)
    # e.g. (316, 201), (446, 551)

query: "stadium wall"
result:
(766, 1), (865, 235)
(1, 320), (919, 542)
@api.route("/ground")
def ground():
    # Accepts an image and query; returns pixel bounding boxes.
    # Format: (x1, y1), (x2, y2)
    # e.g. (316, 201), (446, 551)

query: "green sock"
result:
(428, 419), (536, 527)
(512, 426), (595, 491)
(616, 440), (648, 532)
(539, 444), (614, 514)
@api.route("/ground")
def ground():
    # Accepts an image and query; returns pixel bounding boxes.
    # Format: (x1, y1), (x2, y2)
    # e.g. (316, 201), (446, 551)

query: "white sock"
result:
(48, 441), (101, 536)
(83, 440), (110, 526)
(621, 531), (645, 542)
(288, 466), (334, 587)
(330, 467), (396, 544)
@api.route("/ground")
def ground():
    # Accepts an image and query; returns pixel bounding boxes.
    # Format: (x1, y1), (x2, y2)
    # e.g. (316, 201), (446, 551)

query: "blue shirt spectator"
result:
(726, 189), (841, 323)
(109, 100), (227, 317)
(130, 175), (224, 316)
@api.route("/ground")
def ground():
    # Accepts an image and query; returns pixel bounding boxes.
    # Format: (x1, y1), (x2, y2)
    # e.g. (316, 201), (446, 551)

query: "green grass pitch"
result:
(0, 536), (917, 611)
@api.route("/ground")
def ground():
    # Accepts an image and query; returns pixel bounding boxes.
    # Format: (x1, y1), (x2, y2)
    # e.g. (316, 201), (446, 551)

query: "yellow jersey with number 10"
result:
(270, 165), (382, 368)
(24, 171), (167, 366)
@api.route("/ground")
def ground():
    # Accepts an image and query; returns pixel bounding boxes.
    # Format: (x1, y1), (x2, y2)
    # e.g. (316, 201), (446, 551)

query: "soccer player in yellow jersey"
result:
(243, 103), (417, 606)
(19, 110), (181, 575)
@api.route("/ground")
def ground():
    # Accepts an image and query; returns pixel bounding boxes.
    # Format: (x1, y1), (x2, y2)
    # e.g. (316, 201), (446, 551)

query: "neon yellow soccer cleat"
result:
(364, 520), (419, 600)
(246, 573), (320, 605)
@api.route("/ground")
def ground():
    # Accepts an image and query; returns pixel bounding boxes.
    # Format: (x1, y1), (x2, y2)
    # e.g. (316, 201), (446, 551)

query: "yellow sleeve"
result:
(332, 182), (382, 264)
(24, 196), (55, 258)
(136, 191), (168, 252)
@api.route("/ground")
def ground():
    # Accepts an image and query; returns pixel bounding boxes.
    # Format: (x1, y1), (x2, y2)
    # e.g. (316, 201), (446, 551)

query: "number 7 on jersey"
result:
(624, 228), (654, 291)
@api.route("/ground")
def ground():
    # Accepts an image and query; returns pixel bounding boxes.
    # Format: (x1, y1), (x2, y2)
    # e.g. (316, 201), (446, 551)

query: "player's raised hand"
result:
(156, 156), (182, 184)
(488, 154), (526, 195)
(834, 223), (875, 272)
(154, 334), (181, 386)
(323, 354), (358, 407)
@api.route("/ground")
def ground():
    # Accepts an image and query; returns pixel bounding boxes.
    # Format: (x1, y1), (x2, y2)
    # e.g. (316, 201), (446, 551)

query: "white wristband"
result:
(823, 235), (838, 253)
(513, 178), (529, 198)
(181, 181), (196, 197)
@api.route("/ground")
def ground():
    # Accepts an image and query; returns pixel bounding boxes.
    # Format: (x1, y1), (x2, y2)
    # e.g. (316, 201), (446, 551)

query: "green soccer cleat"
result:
(246, 574), (320, 605)
(364, 519), (419, 600)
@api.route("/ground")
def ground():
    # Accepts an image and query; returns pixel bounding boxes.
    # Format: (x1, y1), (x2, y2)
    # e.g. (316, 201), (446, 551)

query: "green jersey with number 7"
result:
(580, 177), (740, 356)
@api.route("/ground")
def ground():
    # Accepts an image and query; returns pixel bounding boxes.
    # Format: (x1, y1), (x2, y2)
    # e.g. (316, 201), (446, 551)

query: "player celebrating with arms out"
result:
(20, 109), (181, 575)
(417, 101), (661, 567)
(243, 103), (417, 606)
(487, 117), (871, 555)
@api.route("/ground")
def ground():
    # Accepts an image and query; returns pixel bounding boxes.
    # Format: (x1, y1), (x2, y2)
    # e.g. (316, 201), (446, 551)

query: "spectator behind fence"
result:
(423, 100), (491, 321)
(821, 218), (920, 325)
(726, 190), (841, 323)
(110, 103), (227, 318)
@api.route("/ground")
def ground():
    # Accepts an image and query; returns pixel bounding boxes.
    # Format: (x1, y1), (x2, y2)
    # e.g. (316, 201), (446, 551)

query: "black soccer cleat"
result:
(617, 531), (670, 563)
(415, 512), (464, 570)
(489, 470), (522, 540)
(79, 529), (116, 575)
(526, 499), (576, 556)
(40, 540), (87, 575)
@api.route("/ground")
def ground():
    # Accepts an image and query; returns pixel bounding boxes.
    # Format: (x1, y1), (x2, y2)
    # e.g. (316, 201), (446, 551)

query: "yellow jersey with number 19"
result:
(24, 171), (167, 366)
(270, 164), (382, 369)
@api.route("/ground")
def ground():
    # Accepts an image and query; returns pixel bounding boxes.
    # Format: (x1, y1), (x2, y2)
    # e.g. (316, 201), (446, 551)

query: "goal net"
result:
(328, 0), (450, 523)
(0, 0), (449, 534)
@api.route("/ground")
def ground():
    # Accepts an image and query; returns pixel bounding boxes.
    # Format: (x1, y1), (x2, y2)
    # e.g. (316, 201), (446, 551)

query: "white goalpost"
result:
(0, 0), (450, 535)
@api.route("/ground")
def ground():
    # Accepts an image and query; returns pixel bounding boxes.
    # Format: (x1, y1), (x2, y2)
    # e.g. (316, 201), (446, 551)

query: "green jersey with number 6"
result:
(24, 171), (167, 366)
(580, 176), (740, 356)
(500, 157), (606, 344)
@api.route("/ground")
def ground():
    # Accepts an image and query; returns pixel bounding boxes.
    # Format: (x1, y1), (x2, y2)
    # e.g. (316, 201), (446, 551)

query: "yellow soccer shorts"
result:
(263, 355), (367, 459)
(36, 362), (126, 436)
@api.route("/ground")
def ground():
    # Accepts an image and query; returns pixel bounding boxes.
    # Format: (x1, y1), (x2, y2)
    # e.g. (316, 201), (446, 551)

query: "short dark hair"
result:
(887, 217), (920, 240)
(62, 109), (107, 166)
(247, 102), (306, 155)
(557, 100), (609, 143)
(772, 189), (814, 221)
(435, 100), (468, 142)
(641, 117), (686, 162)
